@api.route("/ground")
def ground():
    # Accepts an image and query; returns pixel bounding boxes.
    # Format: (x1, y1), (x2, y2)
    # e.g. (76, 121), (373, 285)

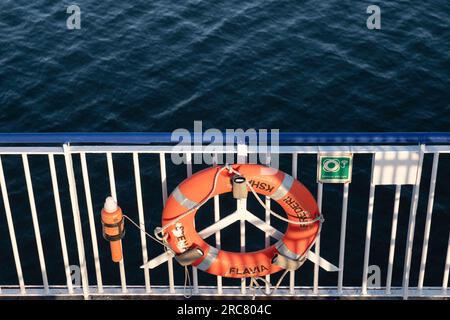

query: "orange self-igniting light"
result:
(101, 197), (125, 262)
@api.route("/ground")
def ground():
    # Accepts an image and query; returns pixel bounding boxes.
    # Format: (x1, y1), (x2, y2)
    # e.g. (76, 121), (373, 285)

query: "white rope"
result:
(156, 165), (232, 236)
(123, 215), (195, 298)
(183, 266), (192, 298)
(227, 165), (323, 226)
(155, 164), (323, 239)
(249, 269), (290, 300)
(246, 180), (324, 226)
(123, 215), (173, 251)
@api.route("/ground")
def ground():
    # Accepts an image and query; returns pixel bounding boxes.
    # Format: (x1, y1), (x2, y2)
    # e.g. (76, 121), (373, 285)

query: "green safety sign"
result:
(317, 154), (353, 183)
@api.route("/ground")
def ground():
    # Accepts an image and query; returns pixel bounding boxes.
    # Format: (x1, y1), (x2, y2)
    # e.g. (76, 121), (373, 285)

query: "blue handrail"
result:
(0, 132), (449, 145)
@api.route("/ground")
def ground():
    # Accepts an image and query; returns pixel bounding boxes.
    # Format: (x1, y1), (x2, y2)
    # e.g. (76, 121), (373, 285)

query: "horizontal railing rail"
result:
(0, 132), (449, 145)
(0, 132), (448, 300)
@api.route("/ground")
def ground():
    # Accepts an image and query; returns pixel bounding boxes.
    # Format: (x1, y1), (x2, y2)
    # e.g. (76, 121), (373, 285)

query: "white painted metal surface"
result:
(337, 183), (349, 294)
(402, 145), (425, 299)
(63, 144), (90, 299)
(313, 183), (323, 294)
(418, 153), (439, 292)
(80, 153), (103, 293)
(386, 185), (401, 294)
(212, 153), (223, 295)
(372, 150), (420, 185)
(0, 285), (446, 298)
(106, 152), (128, 293)
(22, 154), (49, 294)
(0, 156), (26, 294)
(48, 154), (73, 294)
(133, 153), (151, 293)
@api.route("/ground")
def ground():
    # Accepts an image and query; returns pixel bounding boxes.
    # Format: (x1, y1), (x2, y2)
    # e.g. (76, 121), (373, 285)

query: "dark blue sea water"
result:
(0, 1), (449, 291)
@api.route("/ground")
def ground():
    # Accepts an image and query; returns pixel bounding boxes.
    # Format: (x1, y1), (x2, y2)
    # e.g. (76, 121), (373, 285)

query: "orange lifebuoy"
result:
(161, 164), (321, 278)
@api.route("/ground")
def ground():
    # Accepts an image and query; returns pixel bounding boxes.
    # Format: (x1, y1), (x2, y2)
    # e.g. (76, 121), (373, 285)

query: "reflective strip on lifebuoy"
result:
(161, 164), (321, 278)
(196, 246), (219, 271)
(275, 239), (301, 260)
(172, 187), (198, 210)
(270, 173), (294, 200)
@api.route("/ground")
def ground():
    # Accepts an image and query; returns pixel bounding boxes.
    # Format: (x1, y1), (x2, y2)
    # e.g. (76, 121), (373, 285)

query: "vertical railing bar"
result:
(402, 144), (425, 300)
(362, 154), (376, 295)
(106, 152), (127, 293)
(159, 153), (169, 202)
(106, 153), (117, 200)
(0, 156), (26, 294)
(418, 153), (440, 291)
(237, 143), (247, 294)
(133, 153), (151, 293)
(313, 182), (323, 294)
(264, 194), (271, 295)
(263, 152), (272, 294)
(22, 154), (49, 294)
(212, 153), (222, 294)
(289, 153), (298, 294)
(48, 154), (73, 294)
(386, 185), (401, 294)
(214, 195), (222, 294)
(80, 152), (103, 293)
(63, 144), (89, 299)
(186, 152), (198, 294)
(239, 198), (246, 294)
(337, 182), (350, 294)
(186, 152), (193, 177)
(159, 153), (175, 293)
(442, 232), (450, 294)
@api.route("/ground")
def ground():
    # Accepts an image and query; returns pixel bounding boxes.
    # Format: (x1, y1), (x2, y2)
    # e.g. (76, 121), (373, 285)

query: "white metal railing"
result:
(0, 133), (449, 299)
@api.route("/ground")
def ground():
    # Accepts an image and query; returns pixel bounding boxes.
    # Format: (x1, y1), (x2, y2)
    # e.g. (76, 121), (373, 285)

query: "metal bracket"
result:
(142, 209), (339, 272)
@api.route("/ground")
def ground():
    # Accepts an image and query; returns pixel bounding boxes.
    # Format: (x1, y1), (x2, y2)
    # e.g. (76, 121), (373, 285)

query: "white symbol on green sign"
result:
(318, 154), (353, 183)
